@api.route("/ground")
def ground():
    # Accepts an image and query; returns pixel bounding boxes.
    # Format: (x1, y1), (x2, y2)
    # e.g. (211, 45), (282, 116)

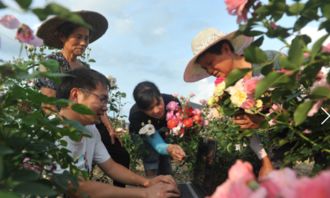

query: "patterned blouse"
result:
(35, 52), (89, 89)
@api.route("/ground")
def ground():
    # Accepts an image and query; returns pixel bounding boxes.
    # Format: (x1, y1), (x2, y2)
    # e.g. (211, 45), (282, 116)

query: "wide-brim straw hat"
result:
(37, 10), (108, 49)
(184, 28), (253, 82)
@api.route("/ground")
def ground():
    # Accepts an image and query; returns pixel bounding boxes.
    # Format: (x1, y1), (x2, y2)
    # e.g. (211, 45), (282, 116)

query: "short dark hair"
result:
(56, 22), (93, 45)
(133, 81), (161, 110)
(56, 68), (110, 99)
(196, 39), (235, 63)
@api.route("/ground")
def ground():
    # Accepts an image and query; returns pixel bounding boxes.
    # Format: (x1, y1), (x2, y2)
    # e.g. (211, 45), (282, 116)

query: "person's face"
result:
(198, 45), (235, 78)
(72, 83), (109, 125)
(62, 27), (90, 57)
(142, 97), (165, 119)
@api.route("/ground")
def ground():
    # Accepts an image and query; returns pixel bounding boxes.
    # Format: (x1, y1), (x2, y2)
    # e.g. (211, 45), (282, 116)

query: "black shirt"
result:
(128, 94), (179, 138)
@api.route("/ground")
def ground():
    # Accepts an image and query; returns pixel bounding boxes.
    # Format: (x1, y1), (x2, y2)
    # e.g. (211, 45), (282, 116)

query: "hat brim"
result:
(184, 31), (253, 82)
(37, 11), (108, 49)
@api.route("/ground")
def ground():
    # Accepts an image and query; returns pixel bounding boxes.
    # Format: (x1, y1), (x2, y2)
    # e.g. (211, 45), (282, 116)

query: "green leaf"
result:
(310, 35), (328, 59)
(311, 86), (330, 99)
(294, 100), (313, 126)
(62, 120), (92, 138)
(0, 191), (20, 198)
(225, 68), (250, 87)
(12, 169), (39, 182)
(14, 182), (56, 196)
(0, 144), (14, 155)
(288, 37), (305, 66)
(321, 3), (330, 19)
(0, 156), (3, 180)
(251, 36), (264, 47)
(244, 46), (268, 64)
(294, 16), (311, 31)
(287, 2), (304, 15)
(41, 59), (59, 73)
(0, 2), (7, 9)
(255, 72), (283, 98)
(32, 8), (49, 21)
(15, 0), (32, 10)
(71, 104), (95, 115)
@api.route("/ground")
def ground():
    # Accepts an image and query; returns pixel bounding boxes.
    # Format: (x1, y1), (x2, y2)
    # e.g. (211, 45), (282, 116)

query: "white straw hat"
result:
(184, 28), (253, 82)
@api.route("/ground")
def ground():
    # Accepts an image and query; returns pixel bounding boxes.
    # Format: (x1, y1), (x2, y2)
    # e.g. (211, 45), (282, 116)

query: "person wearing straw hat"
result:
(184, 28), (277, 178)
(35, 10), (130, 187)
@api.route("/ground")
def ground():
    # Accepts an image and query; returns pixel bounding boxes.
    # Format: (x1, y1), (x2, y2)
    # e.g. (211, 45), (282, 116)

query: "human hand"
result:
(100, 113), (119, 145)
(144, 175), (177, 187)
(145, 182), (180, 198)
(233, 114), (263, 129)
(167, 144), (186, 161)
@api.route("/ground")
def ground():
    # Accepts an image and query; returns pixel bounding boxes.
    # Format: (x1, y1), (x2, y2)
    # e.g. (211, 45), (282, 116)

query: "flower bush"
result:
(166, 94), (204, 137)
(213, 0), (330, 172)
(209, 160), (330, 198)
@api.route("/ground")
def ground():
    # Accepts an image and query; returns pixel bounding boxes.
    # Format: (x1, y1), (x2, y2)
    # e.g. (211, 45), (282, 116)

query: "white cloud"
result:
(190, 78), (214, 104)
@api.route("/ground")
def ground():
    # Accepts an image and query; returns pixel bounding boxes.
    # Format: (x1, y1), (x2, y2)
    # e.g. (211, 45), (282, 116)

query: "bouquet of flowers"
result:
(166, 95), (204, 137)
(207, 76), (264, 117)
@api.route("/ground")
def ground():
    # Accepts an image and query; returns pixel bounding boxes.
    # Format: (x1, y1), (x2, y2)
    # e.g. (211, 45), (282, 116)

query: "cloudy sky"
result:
(0, 0), (326, 119)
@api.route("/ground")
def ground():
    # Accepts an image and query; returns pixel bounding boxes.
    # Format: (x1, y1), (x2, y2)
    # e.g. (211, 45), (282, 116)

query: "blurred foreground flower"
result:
(208, 160), (330, 198)
(0, 14), (43, 47)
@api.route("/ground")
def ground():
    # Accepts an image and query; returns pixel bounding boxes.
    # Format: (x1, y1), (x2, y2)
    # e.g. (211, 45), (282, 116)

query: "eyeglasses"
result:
(80, 89), (109, 104)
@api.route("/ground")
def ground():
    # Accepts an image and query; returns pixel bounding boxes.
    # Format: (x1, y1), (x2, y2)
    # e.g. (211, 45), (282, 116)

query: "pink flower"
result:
(260, 168), (298, 198)
(307, 100), (323, 117)
(228, 160), (255, 183)
(200, 99), (208, 105)
(0, 15), (20, 29)
(321, 43), (330, 53)
(270, 21), (278, 30)
(166, 111), (174, 120)
(225, 0), (249, 23)
(192, 108), (201, 115)
(166, 101), (179, 111)
(241, 98), (255, 109)
(244, 77), (260, 95)
(215, 77), (225, 85)
(16, 24), (43, 47)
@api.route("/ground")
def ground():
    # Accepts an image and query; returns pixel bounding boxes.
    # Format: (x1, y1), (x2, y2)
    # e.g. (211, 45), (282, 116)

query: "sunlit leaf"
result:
(255, 72), (284, 98)
(225, 68), (250, 87)
(310, 35), (328, 59)
(71, 104), (95, 115)
(294, 100), (313, 126)
(288, 37), (305, 66)
(244, 46), (268, 64)
(321, 3), (330, 19)
(311, 86), (330, 99)
(41, 59), (59, 73)
(287, 2), (304, 15)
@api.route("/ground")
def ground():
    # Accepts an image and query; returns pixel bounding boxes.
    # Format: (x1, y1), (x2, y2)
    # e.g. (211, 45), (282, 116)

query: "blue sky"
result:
(0, 0), (327, 119)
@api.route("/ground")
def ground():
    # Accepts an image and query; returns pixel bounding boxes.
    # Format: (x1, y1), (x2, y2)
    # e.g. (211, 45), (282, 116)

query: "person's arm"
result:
(146, 131), (185, 161)
(98, 158), (178, 188)
(75, 179), (180, 198)
(100, 113), (118, 144)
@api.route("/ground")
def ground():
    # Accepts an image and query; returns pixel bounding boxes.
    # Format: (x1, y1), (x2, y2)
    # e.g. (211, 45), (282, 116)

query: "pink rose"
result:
(0, 15), (20, 29)
(270, 21), (278, 30)
(215, 77), (225, 85)
(244, 77), (260, 95)
(15, 24), (43, 47)
(292, 170), (330, 198)
(321, 43), (330, 53)
(260, 168), (298, 198)
(307, 100), (323, 117)
(241, 98), (255, 110)
(166, 101), (179, 111)
(228, 160), (255, 183)
(225, 0), (248, 23)
(166, 111), (174, 120)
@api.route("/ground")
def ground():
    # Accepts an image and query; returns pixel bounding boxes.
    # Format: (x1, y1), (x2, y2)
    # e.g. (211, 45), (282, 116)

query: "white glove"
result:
(249, 135), (268, 160)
